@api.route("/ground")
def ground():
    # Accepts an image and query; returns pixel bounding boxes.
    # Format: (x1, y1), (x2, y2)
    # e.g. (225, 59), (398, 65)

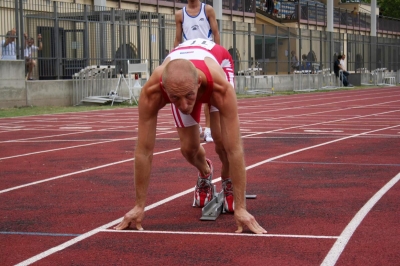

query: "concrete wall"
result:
(26, 80), (73, 107)
(2, 60), (394, 108)
(0, 60), (26, 108)
(0, 60), (73, 108)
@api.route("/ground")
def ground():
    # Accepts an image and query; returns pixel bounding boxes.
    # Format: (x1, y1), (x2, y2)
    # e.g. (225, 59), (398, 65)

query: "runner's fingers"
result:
(235, 225), (243, 233)
(136, 222), (144, 231)
(249, 221), (268, 234)
(114, 220), (131, 230)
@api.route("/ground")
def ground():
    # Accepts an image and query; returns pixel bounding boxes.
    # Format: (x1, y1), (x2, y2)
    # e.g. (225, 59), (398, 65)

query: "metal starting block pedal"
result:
(200, 185), (224, 221)
(199, 185), (257, 221)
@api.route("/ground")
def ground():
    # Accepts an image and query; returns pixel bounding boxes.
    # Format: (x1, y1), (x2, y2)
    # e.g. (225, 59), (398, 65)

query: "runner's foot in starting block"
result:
(199, 182), (257, 221)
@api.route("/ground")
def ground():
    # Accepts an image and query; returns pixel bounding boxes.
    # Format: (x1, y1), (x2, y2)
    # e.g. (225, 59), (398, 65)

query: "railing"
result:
(1, 0), (399, 80)
(256, 0), (400, 34)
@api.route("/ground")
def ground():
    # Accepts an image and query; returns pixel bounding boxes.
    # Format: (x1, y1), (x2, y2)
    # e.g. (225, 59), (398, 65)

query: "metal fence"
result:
(1, 0), (399, 80)
(256, 0), (400, 33)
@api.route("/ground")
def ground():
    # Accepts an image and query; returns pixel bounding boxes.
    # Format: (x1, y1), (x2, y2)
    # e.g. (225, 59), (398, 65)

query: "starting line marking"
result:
(0, 231), (80, 237)
(99, 229), (339, 239)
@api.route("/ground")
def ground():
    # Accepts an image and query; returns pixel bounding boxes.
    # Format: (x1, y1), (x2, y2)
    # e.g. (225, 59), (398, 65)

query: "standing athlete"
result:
(115, 38), (267, 234)
(174, 0), (221, 143)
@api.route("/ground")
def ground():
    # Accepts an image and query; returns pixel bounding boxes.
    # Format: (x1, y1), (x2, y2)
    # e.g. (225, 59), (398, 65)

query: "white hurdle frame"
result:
(293, 70), (314, 92)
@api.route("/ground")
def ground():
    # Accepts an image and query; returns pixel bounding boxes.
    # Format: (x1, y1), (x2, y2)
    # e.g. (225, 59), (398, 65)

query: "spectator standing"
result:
(351, 7), (358, 26)
(24, 33), (43, 80)
(174, 0), (220, 143)
(273, 0), (280, 17)
(1, 28), (17, 60)
(290, 51), (299, 73)
(266, 0), (274, 15)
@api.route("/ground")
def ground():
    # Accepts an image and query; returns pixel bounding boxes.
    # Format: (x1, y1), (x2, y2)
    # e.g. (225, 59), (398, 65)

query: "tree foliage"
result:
(362, 0), (400, 18)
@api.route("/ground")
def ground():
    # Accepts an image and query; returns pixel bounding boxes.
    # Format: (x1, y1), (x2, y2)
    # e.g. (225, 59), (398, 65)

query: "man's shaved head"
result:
(162, 59), (198, 90)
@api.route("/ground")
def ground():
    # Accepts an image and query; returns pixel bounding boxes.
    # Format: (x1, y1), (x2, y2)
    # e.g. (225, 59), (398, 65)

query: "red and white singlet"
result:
(162, 38), (234, 128)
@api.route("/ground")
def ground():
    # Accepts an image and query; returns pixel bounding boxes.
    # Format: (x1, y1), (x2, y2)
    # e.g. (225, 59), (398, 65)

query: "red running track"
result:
(0, 87), (399, 265)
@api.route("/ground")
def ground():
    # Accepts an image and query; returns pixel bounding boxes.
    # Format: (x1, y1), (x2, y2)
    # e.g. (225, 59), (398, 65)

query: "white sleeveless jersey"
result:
(182, 3), (212, 41)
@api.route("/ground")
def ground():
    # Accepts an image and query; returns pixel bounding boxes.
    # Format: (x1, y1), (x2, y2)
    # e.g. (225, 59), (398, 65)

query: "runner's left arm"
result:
(211, 65), (267, 234)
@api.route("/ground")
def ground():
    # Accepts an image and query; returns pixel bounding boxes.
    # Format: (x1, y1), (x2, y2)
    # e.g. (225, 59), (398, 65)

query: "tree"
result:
(362, 0), (400, 19)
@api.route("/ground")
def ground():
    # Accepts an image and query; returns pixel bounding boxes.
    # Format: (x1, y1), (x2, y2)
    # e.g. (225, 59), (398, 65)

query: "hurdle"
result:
(367, 68), (398, 86)
(319, 68), (338, 90)
(375, 68), (387, 86)
(235, 75), (273, 95)
(361, 68), (377, 86)
(382, 70), (397, 86)
(293, 70), (315, 92)
(73, 65), (117, 105)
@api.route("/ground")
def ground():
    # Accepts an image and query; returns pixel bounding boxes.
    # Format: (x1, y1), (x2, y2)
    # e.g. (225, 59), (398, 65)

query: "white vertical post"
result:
(213, 0), (223, 20)
(327, 0), (333, 32)
(371, 0), (377, 37)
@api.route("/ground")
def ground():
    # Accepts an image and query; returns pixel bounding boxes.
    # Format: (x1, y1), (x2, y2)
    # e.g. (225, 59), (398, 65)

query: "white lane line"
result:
(0, 131), (175, 161)
(99, 229), (339, 239)
(246, 124), (400, 170)
(0, 158), (131, 194)
(321, 173), (400, 266)
(13, 125), (400, 265)
(241, 98), (400, 125)
(14, 185), (198, 266)
(0, 128), (115, 144)
(304, 130), (344, 133)
(244, 109), (399, 138)
(0, 145), (180, 194)
(0, 126), (25, 129)
(2, 106), (397, 161)
(0, 138), (132, 160)
(59, 127), (92, 130)
(3, 123), (399, 195)
(14, 172), (337, 266)
(3, 90), (397, 143)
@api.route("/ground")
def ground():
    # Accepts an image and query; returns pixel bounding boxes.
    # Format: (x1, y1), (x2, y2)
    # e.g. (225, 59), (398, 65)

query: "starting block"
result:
(200, 185), (224, 221)
(199, 185), (257, 221)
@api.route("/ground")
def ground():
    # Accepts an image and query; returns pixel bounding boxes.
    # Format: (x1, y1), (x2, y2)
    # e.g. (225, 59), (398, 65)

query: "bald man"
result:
(115, 38), (266, 234)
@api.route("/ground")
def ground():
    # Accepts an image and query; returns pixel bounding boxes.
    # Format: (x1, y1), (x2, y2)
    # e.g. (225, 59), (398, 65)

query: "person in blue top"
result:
(273, 0), (280, 17)
(1, 28), (17, 60)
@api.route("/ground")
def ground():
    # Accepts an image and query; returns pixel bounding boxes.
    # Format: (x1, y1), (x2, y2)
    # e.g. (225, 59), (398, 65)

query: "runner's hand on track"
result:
(234, 208), (267, 234)
(114, 206), (145, 230)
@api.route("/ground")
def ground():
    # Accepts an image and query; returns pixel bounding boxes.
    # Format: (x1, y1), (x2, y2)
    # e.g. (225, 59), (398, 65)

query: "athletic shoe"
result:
(194, 159), (214, 207)
(222, 178), (234, 212)
(199, 125), (204, 139)
(204, 128), (213, 142)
